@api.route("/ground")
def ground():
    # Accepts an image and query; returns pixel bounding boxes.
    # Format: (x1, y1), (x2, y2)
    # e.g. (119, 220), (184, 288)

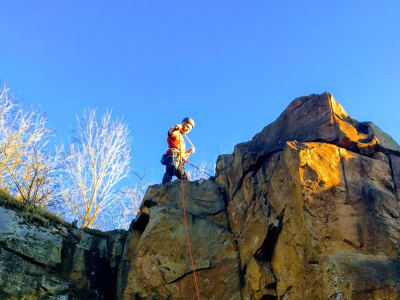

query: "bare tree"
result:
(62, 109), (131, 229)
(98, 183), (146, 230)
(186, 160), (215, 181)
(107, 169), (152, 230)
(82, 168), (152, 231)
(0, 85), (61, 207)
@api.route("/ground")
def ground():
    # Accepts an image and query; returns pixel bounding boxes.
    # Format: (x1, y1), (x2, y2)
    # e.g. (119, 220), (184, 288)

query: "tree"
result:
(0, 85), (61, 207)
(98, 182), (147, 230)
(105, 169), (151, 230)
(62, 109), (131, 229)
(186, 160), (215, 181)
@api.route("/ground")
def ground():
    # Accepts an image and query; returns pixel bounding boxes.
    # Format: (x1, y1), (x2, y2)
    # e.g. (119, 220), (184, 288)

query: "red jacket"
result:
(165, 125), (191, 158)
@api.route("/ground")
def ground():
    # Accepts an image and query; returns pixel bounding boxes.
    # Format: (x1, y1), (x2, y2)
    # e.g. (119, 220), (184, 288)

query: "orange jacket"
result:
(165, 124), (191, 158)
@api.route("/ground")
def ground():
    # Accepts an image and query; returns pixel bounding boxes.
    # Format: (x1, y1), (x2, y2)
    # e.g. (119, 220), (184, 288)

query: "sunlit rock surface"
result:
(118, 93), (400, 299)
(236, 92), (400, 156)
(1, 92), (400, 299)
(117, 180), (241, 300)
(214, 93), (400, 299)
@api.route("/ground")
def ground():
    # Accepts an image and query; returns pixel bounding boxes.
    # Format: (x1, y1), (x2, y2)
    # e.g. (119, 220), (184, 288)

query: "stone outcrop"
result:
(1, 92), (400, 299)
(236, 93), (400, 156)
(119, 92), (400, 299)
(117, 180), (241, 300)
(214, 93), (400, 299)
(0, 200), (127, 299)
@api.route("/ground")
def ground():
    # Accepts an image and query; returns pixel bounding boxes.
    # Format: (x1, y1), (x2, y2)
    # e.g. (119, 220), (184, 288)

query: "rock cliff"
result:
(118, 93), (400, 299)
(0, 195), (127, 299)
(1, 92), (400, 299)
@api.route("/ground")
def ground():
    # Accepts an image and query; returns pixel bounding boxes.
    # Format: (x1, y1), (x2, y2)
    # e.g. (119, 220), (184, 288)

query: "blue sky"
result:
(1, 1), (399, 184)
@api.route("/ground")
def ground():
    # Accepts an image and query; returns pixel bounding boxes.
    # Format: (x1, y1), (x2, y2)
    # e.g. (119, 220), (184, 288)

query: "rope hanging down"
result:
(180, 167), (201, 300)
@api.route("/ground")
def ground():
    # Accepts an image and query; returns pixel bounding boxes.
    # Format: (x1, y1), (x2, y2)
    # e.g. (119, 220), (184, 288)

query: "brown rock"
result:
(119, 181), (241, 300)
(321, 252), (400, 299)
(178, 259), (241, 300)
(244, 257), (276, 300)
(389, 154), (400, 201)
(142, 180), (226, 217)
(224, 152), (281, 269)
(271, 142), (400, 298)
(117, 92), (400, 300)
(236, 93), (400, 157)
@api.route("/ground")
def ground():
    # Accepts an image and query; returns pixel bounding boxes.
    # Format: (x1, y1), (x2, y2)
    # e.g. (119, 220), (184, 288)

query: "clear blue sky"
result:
(1, 1), (399, 184)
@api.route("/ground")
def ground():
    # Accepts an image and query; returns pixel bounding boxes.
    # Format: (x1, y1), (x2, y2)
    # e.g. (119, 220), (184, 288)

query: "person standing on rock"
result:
(161, 117), (195, 184)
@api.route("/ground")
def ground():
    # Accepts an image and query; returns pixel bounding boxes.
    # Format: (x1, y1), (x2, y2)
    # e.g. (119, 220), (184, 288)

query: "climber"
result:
(161, 117), (195, 184)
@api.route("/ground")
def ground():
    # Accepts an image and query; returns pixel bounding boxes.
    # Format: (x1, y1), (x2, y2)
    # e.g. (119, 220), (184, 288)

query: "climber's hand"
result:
(190, 147), (195, 154)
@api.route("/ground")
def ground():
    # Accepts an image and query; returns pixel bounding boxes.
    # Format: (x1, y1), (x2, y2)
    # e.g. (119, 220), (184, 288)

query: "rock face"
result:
(1, 92), (400, 299)
(0, 201), (127, 299)
(118, 92), (400, 299)
(117, 180), (241, 300)
(236, 93), (400, 156)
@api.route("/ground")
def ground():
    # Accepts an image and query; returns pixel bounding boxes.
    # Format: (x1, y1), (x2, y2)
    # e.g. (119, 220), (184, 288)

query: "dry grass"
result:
(0, 189), (127, 234)
(0, 189), (71, 228)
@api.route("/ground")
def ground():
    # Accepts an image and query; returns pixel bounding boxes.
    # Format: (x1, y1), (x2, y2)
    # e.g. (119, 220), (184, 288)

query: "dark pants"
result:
(162, 153), (191, 184)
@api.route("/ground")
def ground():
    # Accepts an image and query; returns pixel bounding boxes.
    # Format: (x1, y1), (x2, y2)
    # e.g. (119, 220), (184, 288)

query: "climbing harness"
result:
(180, 165), (201, 300)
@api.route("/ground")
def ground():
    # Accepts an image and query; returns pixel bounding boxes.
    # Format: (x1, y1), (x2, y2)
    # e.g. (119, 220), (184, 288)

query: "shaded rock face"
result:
(0, 204), (127, 299)
(119, 93), (400, 300)
(117, 180), (241, 299)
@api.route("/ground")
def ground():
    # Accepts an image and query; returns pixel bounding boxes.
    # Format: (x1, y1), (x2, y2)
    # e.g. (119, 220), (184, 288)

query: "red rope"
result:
(180, 167), (201, 300)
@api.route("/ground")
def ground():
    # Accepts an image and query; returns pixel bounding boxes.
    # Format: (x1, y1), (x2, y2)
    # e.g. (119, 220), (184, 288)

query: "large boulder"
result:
(117, 180), (241, 300)
(117, 92), (400, 300)
(213, 93), (400, 299)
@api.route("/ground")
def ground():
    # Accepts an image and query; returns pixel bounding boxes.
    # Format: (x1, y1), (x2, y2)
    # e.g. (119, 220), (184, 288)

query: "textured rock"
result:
(389, 154), (400, 201)
(244, 257), (276, 299)
(114, 92), (399, 300)
(302, 252), (400, 300)
(118, 180), (241, 300)
(0, 202), (127, 299)
(236, 93), (400, 157)
(213, 93), (400, 299)
(0, 206), (63, 267)
(224, 152), (281, 269)
(2, 92), (400, 299)
(0, 246), (68, 299)
(142, 180), (226, 217)
(323, 252), (400, 299)
(270, 142), (400, 298)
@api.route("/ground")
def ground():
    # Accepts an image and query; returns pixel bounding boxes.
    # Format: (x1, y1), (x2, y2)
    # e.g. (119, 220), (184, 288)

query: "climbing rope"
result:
(184, 133), (195, 149)
(183, 133), (213, 178)
(175, 129), (201, 299)
(180, 166), (201, 300)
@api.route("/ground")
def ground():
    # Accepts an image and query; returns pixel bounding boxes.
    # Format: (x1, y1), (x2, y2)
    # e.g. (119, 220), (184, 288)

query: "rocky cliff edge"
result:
(118, 92), (400, 300)
(1, 92), (400, 300)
